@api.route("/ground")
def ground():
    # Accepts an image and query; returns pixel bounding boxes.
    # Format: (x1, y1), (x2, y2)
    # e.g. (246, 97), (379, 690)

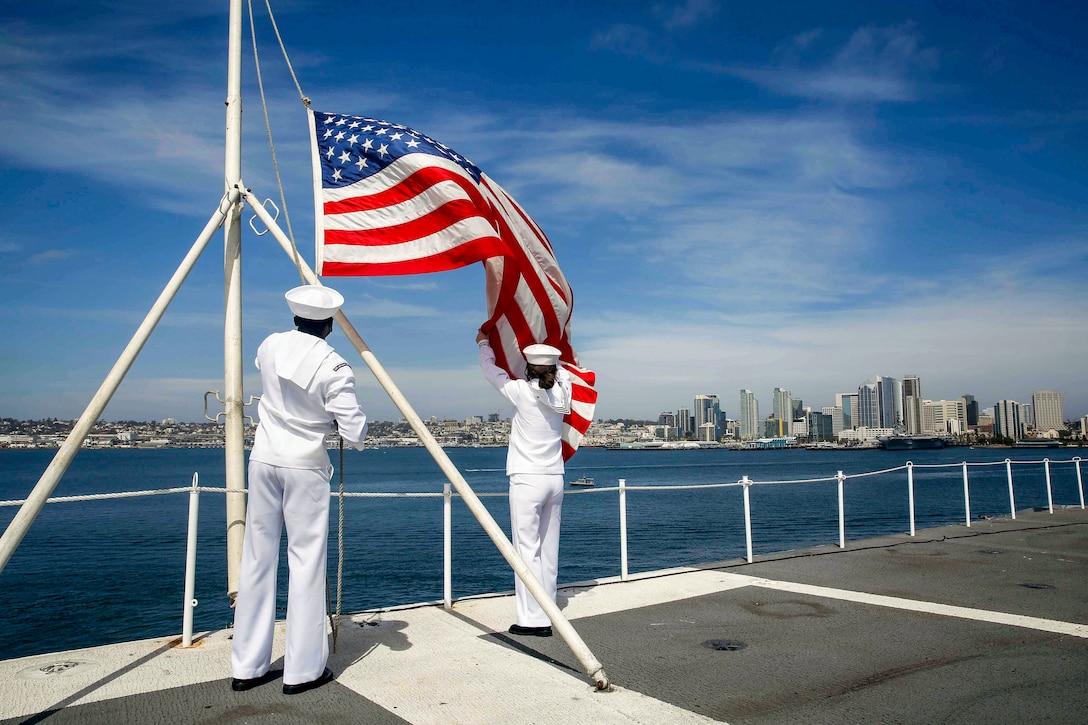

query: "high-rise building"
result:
(739, 390), (759, 441)
(857, 383), (879, 428)
(876, 376), (902, 429)
(772, 388), (792, 427)
(1021, 404), (1035, 427)
(676, 406), (693, 438)
(962, 394), (979, 426)
(1032, 391), (1064, 433)
(902, 375), (923, 435)
(694, 394), (721, 440)
(658, 412), (677, 440)
(807, 410), (833, 439)
(836, 393), (857, 429)
(994, 400), (1025, 441)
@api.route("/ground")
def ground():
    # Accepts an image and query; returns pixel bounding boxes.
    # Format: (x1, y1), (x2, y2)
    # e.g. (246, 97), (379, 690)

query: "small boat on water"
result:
(570, 476), (595, 487)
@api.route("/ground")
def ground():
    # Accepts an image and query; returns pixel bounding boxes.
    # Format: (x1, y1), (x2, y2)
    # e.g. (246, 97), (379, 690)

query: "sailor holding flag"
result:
(477, 329), (572, 637)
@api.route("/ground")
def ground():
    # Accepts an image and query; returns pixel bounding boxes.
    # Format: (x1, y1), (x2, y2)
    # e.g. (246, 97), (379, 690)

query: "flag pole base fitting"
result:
(591, 668), (612, 692)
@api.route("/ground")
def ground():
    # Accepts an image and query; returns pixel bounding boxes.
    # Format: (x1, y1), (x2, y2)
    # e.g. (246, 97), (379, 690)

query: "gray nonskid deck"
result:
(2, 507), (1086, 724)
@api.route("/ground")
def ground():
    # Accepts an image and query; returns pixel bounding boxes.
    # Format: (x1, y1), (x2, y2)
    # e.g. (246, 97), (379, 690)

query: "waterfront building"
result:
(694, 395), (721, 439)
(877, 376), (902, 429)
(922, 399), (968, 435)
(977, 412), (994, 437)
(807, 411), (833, 440)
(835, 392), (857, 429)
(658, 411), (677, 440)
(1032, 391), (1064, 434)
(962, 394), (979, 426)
(739, 390), (759, 441)
(837, 426), (895, 443)
(1081, 415), (1088, 439)
(676, 406), (693, 438)
(994, 400), (1025, 440)
(823, 405), (844, 436)
(762, 417), (789, 438)
(857, 383), (879, 428)
(772, 388), (792, 425)
(771, 387), (792, 435)
(1021, 404), (1035, 428)
(902, 375), (923, 435)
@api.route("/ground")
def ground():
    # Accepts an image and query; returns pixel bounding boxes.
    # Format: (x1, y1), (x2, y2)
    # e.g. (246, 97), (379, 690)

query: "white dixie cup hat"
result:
(285, 284), (344, 320)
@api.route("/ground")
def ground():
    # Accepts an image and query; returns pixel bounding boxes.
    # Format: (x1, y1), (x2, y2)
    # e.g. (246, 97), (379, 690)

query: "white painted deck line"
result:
(721, 573), (1088, 638)
(334, 604), (718, 725)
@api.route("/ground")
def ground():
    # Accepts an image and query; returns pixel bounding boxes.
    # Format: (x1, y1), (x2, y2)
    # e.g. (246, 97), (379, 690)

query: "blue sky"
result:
(1, 0), (1085, 425)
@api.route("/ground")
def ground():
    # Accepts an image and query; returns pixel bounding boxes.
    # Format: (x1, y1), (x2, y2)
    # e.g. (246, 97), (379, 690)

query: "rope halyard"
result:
(334, 436), (345, 651)
(247, 0), (306, 283)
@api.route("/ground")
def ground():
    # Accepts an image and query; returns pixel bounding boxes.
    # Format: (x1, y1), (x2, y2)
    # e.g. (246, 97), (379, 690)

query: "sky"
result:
(1, 0), (1086, 426)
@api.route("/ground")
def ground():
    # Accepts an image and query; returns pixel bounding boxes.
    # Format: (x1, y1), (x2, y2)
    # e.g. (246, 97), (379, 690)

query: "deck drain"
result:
(1019, 583), (1054, 590)
(977, 549), (1002, 555)
(703, 639), (747, 651)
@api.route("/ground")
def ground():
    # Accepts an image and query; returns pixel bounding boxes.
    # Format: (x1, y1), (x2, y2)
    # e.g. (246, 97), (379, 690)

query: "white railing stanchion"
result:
(1043, 458), (1054, 514)
(1075, 457), (1085, 509)
(962, 462), (972, 527)
(907, 462), (916, 537)
(181, 473), (200, 648)
(742, 476), (753, 563)
(443, 482), (452, 609)
(618, 479), (629, 581)
(1006, 459), (1017, 519)
(836, 471), (845, 548)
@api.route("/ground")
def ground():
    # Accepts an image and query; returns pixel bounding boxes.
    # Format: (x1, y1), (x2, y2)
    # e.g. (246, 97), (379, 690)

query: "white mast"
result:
(223, 0), (247, 604)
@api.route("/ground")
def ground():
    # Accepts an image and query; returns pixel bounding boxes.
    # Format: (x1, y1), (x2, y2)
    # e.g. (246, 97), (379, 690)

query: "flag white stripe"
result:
(322, 179), (477, 231)
(321, 217), (499, 264)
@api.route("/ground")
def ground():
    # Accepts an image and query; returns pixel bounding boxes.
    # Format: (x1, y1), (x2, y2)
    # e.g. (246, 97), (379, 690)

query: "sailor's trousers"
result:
(509, 473), (564, 627)
(231, 461), (331, 685)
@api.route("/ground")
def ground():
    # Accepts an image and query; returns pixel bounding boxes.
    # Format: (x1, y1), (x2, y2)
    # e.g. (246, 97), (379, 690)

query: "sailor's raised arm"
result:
(477, 329), (511, 391)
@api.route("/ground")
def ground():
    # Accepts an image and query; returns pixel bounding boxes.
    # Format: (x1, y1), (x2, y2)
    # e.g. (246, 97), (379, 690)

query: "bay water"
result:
(1, 446), (1083, 660)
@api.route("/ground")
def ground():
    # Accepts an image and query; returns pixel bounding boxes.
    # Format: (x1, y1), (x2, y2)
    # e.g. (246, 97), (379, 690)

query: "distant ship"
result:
(879, 435), (948, 450)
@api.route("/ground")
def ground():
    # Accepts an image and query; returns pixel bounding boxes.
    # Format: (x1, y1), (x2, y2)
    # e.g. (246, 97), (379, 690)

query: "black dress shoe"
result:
(282, 667), (335, 695)
(230, 669), (280, 691)
(508, 624), (553, 637)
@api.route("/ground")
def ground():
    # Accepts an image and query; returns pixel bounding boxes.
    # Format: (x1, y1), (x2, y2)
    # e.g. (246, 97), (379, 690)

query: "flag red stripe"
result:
(325, 199), (493, 248)
(571, 384), (597, 404)
(321, 237), (504, 276)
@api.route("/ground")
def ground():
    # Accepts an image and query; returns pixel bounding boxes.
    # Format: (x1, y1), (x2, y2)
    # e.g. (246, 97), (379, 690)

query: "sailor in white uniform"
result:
(477, 331), (571, 637)
(231, 285), (368, 694)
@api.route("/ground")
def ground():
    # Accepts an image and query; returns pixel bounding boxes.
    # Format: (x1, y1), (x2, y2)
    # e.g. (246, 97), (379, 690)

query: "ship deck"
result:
(2, 506), (1086, 724)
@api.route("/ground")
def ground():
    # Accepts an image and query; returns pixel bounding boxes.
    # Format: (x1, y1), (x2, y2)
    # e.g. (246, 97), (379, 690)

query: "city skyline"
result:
(657, 379), (1076, 439)
(2, 2), (1086, 425)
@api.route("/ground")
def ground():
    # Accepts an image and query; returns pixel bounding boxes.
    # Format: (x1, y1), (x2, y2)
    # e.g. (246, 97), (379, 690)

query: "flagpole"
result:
(222, 0), (247, 606)
(243, 192), (611, 690)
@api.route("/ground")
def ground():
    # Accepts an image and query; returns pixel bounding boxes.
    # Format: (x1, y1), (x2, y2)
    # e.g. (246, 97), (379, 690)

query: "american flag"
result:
(308, 110), (597, 458)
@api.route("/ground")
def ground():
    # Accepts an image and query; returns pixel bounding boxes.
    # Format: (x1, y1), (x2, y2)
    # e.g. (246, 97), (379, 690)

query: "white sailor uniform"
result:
(478, 342), (571, 628)
(231, 327), (367, 687)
